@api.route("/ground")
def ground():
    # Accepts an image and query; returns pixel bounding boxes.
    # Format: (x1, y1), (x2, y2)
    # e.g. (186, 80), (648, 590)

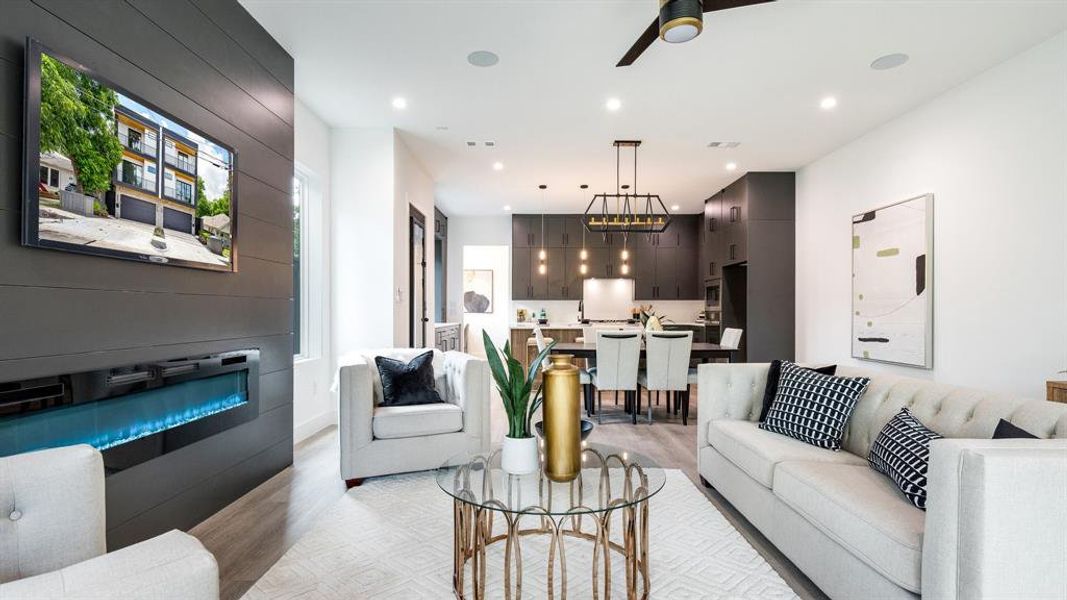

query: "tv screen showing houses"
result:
(32, 48), (235, 270)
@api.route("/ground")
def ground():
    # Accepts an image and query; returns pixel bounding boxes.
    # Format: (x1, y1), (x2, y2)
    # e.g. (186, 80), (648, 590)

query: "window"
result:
(292, 172), (307, 358)
(176, 180), (193, 204)
(39, 166), (60, 188)
(120, 160), (142, 187)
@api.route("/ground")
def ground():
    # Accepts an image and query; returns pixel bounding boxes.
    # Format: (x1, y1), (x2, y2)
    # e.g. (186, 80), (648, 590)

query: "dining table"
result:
(547, 341), (739, 425)
(547, 341), (739, 363)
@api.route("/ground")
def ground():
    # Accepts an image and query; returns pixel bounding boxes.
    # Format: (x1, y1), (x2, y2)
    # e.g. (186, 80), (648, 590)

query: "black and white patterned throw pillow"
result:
(759, 361), (870, 450)
(868, 408), (943, 510)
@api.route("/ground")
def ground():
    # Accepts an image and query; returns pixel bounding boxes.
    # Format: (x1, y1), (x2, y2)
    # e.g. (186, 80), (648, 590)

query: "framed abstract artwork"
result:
(852, 194), (934, 368)
(463, 269), (494, 313)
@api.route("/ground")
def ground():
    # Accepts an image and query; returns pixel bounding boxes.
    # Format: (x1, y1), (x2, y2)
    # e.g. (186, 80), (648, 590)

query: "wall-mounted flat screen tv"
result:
(22, 38), (237, 272)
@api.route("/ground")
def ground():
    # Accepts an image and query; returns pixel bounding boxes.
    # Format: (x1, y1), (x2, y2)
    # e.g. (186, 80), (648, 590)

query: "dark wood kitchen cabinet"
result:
(511, 214), (701, 301)
(700, 172), (796, 363)
(512, 215), (545, 248)
(511, 247), (534, 299)
(702, 194), (724, 280)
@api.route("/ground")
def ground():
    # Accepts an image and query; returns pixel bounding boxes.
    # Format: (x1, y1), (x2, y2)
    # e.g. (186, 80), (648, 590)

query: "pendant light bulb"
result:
(580, 263), (588, 275)
(620, 262), (630, 275)
(538, 262), (547, 275)
(580, 248), (588, 261)
(620, 248), (630, 261)
(538, 249), (547, 260)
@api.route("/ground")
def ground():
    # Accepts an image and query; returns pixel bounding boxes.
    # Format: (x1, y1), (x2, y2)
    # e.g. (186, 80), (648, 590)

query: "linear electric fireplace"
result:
(0, 349), (259, 473)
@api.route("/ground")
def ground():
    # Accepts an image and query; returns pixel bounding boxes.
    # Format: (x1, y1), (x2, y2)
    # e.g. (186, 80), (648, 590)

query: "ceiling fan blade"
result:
(702, 0), (774, 13)
(616, 18), (659, 67)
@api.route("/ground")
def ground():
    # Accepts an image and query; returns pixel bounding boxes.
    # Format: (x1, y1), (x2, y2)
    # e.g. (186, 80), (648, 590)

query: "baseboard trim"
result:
(294, 409), (337, 444)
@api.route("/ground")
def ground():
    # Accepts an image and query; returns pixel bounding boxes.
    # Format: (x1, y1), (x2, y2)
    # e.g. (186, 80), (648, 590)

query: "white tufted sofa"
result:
(697, 363), (1067, 600)
(0, 445), (218, 599)
(337, 349), (490, 486)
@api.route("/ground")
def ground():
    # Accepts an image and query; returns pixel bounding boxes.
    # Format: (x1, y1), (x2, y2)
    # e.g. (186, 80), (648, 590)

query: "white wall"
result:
(394, 135), (436, 348)
(462, 245), (511, 354)
(293, 99), (334, 442)
(331, 127), (397, 357)
(446, 216), (512, 353)
(447, 216), (512, 323)
(330, 128), (438, 361)
(796, 32), (1067, 399)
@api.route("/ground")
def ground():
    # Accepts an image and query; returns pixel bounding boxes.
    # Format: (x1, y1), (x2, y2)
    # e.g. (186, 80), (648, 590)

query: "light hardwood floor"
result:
(190, 389), (828, 600)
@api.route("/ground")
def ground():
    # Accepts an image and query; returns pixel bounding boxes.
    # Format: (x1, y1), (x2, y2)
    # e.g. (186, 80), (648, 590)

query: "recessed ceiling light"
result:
(467, 50), (499, 67)
(503, 205), (512, 211)
(670, 204), (680, 211)
(820, 96), (838, 110)
(492, 161), (504, 171)
(871, 53), (909, 71)
(725, 162), (737, 171)
(391, 97), (407, 110)
(605, 97), (622, 112)
(435, 125), (449, 131)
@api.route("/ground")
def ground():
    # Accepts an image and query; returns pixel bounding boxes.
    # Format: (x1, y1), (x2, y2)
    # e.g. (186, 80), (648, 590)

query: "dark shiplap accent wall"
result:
(0, 0), (294, 548)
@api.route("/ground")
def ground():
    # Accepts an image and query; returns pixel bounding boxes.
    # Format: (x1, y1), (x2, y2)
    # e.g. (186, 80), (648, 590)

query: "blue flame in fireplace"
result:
(92, 391), (247, 450)
(0, 371), (249, 457)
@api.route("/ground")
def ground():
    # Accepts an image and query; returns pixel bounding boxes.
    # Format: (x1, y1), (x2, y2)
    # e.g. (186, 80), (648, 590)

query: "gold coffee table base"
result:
(449, 449), (652, 600)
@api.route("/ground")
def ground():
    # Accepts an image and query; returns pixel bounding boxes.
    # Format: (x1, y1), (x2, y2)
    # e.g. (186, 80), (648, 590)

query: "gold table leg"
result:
(452, 498), (651, 599)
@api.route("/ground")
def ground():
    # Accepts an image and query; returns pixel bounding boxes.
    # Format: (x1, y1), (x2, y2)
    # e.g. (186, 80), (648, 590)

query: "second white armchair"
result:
(337, 348), (490, 486)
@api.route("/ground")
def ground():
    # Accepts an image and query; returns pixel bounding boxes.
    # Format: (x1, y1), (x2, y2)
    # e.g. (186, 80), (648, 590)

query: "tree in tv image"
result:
(35, 50), (234, 269)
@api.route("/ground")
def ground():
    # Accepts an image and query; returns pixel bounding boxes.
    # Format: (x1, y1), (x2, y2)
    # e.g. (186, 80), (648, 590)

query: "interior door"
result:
(410, 207), (428, 347)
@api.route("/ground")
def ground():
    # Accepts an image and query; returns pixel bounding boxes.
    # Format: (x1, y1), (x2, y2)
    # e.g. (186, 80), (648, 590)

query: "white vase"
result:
(501, 436), (539, 475)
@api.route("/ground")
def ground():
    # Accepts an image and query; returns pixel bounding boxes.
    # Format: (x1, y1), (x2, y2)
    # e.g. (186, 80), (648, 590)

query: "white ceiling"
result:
(243, 0), (1067, 215)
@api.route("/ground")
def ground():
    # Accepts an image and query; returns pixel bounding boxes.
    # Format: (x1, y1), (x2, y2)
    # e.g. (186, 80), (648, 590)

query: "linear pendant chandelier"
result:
(583, 140), (671, 235)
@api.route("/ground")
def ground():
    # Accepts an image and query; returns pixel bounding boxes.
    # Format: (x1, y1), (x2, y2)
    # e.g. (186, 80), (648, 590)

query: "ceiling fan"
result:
(616, 0), (775, 67)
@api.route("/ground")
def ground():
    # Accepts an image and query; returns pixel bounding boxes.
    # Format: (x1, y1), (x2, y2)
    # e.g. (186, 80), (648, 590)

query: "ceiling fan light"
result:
(659, 0), (703, 44)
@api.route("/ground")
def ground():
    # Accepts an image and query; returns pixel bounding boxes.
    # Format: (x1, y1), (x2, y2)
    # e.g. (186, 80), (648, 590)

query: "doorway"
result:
(410, 207), (428, 347)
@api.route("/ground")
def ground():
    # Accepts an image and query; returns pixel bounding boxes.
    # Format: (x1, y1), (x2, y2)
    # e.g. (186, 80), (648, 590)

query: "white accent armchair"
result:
(0, 445), (219, 599)
(338, 349), (490, 486)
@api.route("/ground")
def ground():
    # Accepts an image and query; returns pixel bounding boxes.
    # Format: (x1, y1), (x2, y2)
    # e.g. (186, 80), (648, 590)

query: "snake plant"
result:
(482, 330), (555, 439)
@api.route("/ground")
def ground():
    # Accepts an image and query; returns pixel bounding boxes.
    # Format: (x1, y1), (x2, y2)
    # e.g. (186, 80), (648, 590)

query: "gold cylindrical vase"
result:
(542, 354), (581, 482)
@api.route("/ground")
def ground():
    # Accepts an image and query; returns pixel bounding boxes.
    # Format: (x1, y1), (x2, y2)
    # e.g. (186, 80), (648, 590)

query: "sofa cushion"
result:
(759, 360), (838, 422)
(774, 461), (924, 593)
(868, 408), (942, 509)
(707, 420), (866, 488)
(761, 361), (870, 450)
(375, 351), (444, 407)
(372, 403), (463, 440)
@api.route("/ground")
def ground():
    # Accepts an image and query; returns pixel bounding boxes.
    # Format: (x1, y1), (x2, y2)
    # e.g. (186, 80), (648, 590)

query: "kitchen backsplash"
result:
(511, 299), (706, 324)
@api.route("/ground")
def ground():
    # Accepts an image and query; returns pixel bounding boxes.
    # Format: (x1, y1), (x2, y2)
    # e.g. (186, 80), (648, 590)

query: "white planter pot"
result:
(501, 436), (539, 475)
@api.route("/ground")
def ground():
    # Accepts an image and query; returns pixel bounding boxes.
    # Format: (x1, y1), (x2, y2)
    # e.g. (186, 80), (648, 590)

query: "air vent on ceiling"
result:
(707, 141), (740, 148)
(465, 141), (477, 147)
(484, 140), (496, 147)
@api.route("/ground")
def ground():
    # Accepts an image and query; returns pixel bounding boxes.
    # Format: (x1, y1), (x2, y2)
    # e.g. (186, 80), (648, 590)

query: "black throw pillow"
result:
(868, 408), (942, 510)
(992, 418), (1038, 439)
(375, 351), (444, 407)
(759, 360), (838, 422)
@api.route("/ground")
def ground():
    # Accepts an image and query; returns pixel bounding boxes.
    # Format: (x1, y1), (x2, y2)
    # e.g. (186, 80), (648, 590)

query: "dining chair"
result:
(685, 327), (744, 417)
(638, 331), (693, 425)
(586, 331), (642, 424)
(720, 327), (744, 350)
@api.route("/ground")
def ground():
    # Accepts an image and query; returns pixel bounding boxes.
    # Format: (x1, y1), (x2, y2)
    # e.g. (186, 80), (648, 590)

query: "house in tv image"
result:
(35, 52), (232, 269)
(109, 104), (163, 227)
(38, 152), (76, 196)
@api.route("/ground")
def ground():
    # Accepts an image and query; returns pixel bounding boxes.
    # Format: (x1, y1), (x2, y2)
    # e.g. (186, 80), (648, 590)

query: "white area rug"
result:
(243, 470), (798, 599)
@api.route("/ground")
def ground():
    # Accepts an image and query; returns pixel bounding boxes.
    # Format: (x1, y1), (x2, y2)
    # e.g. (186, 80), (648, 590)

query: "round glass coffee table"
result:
(436, 443), (666, 600)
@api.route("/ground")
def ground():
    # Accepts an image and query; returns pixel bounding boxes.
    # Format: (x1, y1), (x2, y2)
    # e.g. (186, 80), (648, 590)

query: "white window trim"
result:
(293, 164), (322, 363)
